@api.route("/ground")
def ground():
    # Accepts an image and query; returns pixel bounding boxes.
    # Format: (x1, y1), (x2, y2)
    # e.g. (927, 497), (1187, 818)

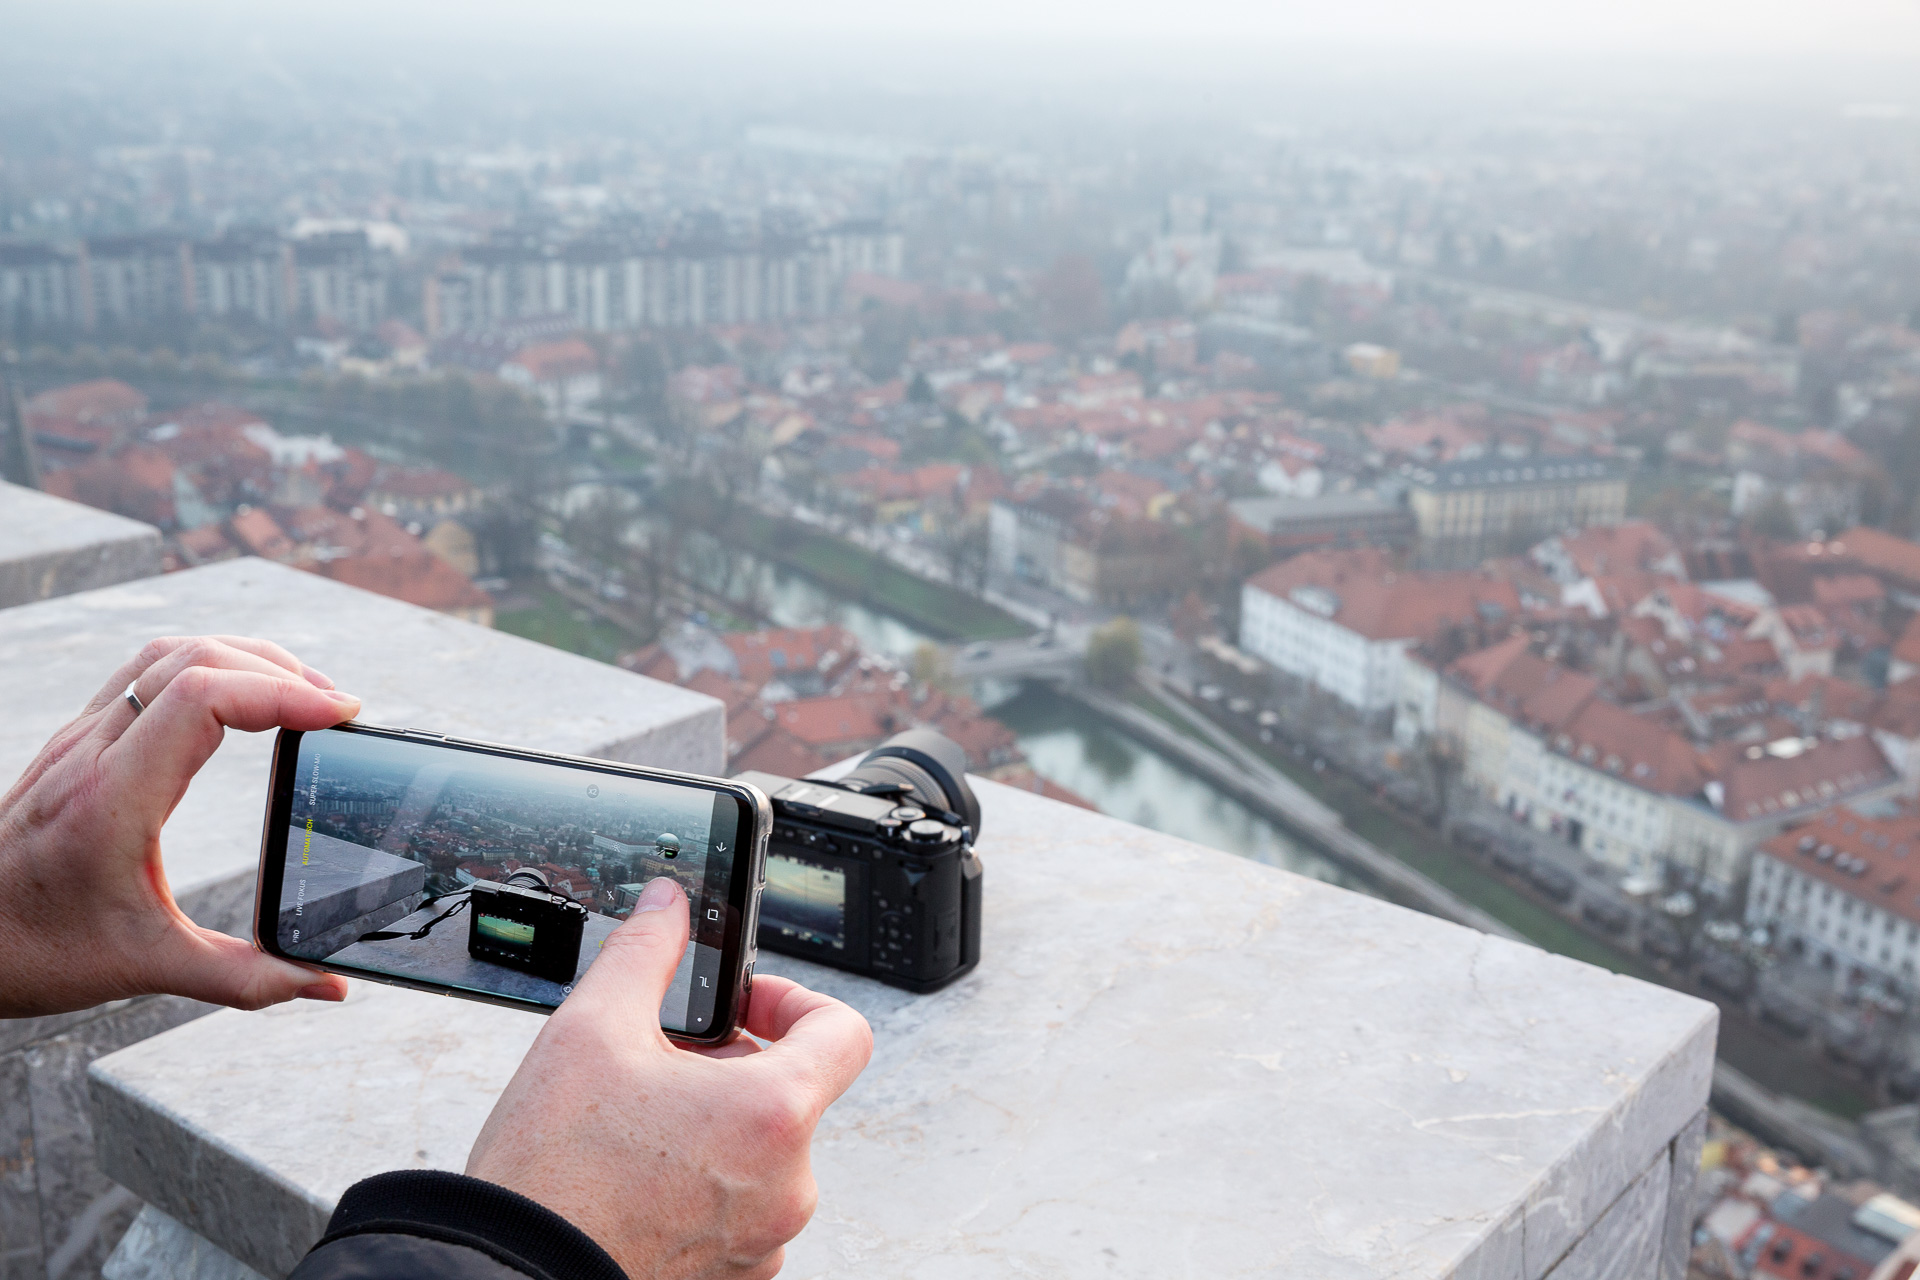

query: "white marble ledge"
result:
(0, 557), (724, 930)
(0, 481), (163, 608)
(91, 779), (1717, 1280)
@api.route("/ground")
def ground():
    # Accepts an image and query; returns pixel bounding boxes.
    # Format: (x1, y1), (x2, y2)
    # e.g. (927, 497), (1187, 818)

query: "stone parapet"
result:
(0, 558), (723, 1277)
(0, 481), (164, 610)
(93, 776), (1715, 1279)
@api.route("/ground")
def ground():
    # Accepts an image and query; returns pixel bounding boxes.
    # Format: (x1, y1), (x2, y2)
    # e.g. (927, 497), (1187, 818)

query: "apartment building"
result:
(1240, 547), (1519, 716)
(0, 242), (86, 335)
(425, 232), (846, 337)
(989, 490), (1190, 607)
(1747, 805), (1920, 992)
(1407, 457), (1629, 567)
(1409, 632), (1905, 890)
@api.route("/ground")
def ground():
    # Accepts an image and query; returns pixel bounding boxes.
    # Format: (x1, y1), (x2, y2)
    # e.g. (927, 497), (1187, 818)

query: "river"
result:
(709, 548), (1361, 891)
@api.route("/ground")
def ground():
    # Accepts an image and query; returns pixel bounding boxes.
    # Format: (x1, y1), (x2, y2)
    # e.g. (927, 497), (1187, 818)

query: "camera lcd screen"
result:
(476, 915), (536, 948)
(271, 727), (744, 1035)
(762, 853), (847, 950)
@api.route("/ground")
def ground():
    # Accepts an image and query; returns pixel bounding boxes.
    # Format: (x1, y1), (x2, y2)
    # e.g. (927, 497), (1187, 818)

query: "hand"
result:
(0, 636), (361, 1017)
(467, 878), (873, 1280)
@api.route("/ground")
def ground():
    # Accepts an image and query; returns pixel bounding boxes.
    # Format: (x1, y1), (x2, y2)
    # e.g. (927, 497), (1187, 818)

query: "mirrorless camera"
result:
(737, 729), (981, 993)
(467, 868), (589, 985)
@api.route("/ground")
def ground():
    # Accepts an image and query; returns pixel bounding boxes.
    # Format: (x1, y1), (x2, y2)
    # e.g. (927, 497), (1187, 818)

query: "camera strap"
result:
(359, 892), (470, 942)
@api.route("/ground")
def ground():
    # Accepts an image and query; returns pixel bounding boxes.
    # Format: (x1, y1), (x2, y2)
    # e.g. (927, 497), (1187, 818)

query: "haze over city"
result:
(6, 0), (1920, 1273)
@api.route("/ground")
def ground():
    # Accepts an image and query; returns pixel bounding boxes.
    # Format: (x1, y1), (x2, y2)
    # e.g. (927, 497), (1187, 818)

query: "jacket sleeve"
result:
(287, 1169), (629, 1280)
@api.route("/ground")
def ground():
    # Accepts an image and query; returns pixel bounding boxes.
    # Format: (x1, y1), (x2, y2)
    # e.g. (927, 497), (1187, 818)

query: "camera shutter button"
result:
(890, 806), (925, 822)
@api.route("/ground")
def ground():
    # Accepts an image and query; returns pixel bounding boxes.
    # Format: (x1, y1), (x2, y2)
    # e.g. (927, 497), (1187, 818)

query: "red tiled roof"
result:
(1764, 673), (1878, 724)
(23, 378), (147, 423)
(1552, 521), (1680, 578)
(771, 692), (900, 749)
(308, 551), (493, 614)
(1446, 633), (1530, 695)
(1549, 698), (1706, 796)
(1898, 615), (1920, 667)
(1811, 574), (1884, 607)
(1710, 735), (1895, 823)
(1248, 549), (1523, 644)
(229, 507), (294, 560)
(722, 625), (859, 689)
(1757, 805), (1920, 931)
(41, 446), (179, 527)
(730, 725), (835, 778)
(1837, 526), (1920, 589)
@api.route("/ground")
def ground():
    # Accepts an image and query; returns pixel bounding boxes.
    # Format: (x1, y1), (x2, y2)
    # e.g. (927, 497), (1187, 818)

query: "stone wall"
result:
(0, 557), (724, 1278)
(0, 484), (162, 611)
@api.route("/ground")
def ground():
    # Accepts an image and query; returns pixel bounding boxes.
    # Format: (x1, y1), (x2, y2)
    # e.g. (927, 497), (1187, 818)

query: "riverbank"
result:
(729, 512), (1029, 642)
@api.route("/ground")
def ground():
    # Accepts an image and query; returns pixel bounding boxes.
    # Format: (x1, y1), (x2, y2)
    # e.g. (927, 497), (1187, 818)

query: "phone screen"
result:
(267, 727), (749, 1036)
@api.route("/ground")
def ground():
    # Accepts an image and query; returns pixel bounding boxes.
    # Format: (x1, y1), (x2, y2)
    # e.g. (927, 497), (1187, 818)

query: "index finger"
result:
(743, 974), (873, 1107)
(102, 666), (359, 816)
(81, 635), (332, 715)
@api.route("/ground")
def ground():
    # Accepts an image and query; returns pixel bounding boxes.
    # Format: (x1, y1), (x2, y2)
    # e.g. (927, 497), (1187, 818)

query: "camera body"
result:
(737, 729), (982, 993)
(467, 873), (588, 985)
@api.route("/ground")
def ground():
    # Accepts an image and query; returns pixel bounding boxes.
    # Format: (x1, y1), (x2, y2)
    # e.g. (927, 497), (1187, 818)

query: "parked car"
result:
(1826, 1029), (1884, 1071)
(1526, 862), (1576, 902)
(1641, 927), (1687, 962)
(1756, 991), (1814, 1037)
(1581, 899), (1632, 934)
(1490, 841), (1532, 875)
(1697, 951), (1753, 998)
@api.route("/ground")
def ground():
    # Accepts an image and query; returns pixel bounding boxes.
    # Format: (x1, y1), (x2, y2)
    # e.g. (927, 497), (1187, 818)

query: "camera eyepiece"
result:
(838, 729), (981, 839)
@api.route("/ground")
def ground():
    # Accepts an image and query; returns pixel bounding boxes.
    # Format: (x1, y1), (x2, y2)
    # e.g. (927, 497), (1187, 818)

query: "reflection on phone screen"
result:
(278, 729), (739, 1035)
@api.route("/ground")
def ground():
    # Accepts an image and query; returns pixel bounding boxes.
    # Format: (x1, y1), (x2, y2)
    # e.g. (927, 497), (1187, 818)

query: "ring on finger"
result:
(124, 683), (146, 716)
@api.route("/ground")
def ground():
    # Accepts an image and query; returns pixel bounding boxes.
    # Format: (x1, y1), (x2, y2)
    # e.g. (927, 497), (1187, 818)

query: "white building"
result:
(1239, 548), (1518, 716)
(1417, 632), (1906, 891)
(1747, 806), (1920, 991)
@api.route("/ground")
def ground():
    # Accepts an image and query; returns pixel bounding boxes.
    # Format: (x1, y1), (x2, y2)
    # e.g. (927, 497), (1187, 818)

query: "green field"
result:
(735, 514), (1029, 642)
(495, 585), (641, 665)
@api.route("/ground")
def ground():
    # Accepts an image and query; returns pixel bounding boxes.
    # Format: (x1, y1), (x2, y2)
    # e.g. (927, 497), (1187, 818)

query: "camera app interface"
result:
(276, 729), (742, 1034)
(762, 854), (848, 951)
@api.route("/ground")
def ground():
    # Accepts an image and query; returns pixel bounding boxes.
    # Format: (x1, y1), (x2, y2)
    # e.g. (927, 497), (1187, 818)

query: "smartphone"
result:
(254, 722), (769, 1044)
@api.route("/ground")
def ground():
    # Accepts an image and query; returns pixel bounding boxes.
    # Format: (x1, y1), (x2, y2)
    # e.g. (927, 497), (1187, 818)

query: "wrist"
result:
(317, 1170), (629, 1280)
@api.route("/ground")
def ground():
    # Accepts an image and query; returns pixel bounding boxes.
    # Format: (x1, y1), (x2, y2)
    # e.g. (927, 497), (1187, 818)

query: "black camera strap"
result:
(359, 891), (470, 943)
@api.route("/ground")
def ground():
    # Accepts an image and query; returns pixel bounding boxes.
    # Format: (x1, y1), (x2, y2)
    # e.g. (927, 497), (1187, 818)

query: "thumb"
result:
(157, 927), (350, 1010)
(569, 877), (689, 1028)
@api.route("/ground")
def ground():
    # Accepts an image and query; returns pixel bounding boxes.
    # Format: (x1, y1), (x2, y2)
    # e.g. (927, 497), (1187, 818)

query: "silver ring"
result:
(123, 682), (145, 716)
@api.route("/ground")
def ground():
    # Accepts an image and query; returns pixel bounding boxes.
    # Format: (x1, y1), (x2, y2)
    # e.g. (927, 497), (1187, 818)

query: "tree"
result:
(1084, 617), (1142, 690)
(910, 643), (957, 695)
(1420, 735), (1464, 835)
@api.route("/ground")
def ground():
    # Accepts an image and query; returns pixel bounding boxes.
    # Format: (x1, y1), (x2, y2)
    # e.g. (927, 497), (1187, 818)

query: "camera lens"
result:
(838, 729), (981, 839)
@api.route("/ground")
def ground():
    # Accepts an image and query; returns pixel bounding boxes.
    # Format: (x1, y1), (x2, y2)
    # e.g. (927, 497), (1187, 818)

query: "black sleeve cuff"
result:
(308, 1169), (628, 1280)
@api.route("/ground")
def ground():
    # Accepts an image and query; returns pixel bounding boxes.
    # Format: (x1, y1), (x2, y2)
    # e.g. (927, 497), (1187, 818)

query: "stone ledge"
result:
(0, 556), (724, 1279)
(0, 557), (725, 934)
(91, 777), (1717, 1279)
(0, 481), (164, 609)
